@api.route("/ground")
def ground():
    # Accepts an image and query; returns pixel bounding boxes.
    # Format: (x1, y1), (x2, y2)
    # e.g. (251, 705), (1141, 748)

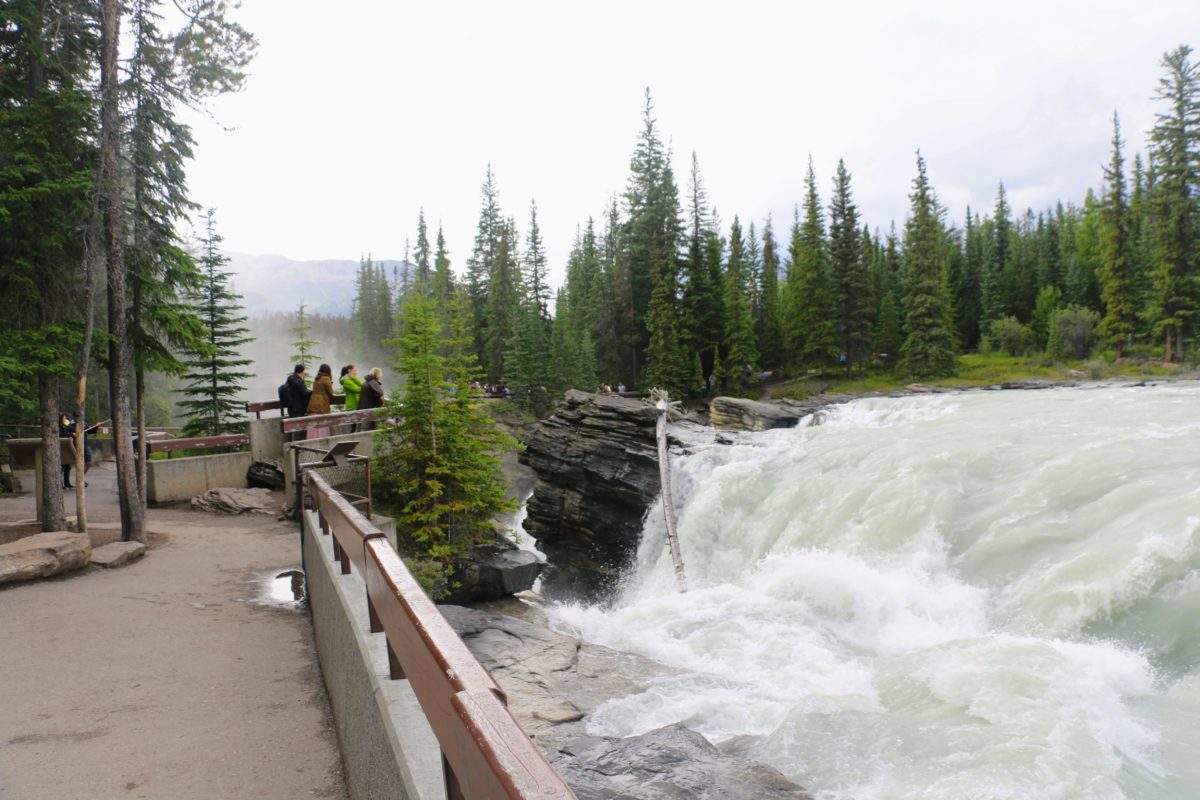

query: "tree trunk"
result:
(39, 376), (65, 532)
(101, 0), (144, 543)
(74, 224), (101, 534)
(136, 367), (147, 508)
(1166, 326), (1174, 363)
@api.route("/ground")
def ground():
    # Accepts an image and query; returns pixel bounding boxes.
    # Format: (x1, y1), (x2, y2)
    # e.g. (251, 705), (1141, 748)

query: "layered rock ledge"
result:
(443, 604), (812, 799)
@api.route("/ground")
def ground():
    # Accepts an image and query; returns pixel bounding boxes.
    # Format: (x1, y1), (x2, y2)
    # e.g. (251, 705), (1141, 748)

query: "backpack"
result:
(278, 381), (291, 415)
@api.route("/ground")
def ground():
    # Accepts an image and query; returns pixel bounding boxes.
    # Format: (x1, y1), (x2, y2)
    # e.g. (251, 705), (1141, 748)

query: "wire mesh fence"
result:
(291, 443), (371, 518)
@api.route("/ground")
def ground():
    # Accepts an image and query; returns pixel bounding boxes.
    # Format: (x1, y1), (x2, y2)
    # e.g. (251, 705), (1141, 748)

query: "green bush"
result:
(985, 316), (1034, 356)
(1046, 306), (1100, 361)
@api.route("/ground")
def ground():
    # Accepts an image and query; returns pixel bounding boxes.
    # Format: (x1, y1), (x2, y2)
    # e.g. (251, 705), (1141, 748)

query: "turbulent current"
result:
(549, 382), (1200, 800)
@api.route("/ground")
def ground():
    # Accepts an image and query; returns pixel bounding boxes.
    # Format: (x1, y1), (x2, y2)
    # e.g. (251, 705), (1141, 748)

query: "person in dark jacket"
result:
(285, 364), (310, 418)
(358, 367), (384, 410)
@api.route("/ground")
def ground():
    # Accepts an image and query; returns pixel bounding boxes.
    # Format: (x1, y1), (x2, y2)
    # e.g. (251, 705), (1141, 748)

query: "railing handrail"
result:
(306, 472), (576, 800)
(280, 407), (382, 433)
(146, 433), (250, 454)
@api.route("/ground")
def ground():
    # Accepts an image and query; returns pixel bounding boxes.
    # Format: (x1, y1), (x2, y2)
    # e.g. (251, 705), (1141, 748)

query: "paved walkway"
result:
(0, 462), (347, 800)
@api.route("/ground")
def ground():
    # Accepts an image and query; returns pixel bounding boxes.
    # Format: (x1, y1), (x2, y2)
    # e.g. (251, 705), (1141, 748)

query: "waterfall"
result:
(550, 382), (1200, 800)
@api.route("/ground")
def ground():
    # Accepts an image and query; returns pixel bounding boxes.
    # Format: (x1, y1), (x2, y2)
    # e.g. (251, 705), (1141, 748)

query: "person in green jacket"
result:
(340, 364), (363, 410)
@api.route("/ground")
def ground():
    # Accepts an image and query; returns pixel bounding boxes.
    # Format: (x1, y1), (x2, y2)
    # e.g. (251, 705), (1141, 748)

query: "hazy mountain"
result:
(224, 252), (412, 316)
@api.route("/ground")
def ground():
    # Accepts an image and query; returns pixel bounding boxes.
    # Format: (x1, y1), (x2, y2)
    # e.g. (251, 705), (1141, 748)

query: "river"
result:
(548, 382), (1200, 800)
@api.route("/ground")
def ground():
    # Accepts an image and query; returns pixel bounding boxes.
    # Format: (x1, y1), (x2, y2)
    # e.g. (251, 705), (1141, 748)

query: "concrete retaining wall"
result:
(146, 451), (252, 505)
(302, 510), (442, 800)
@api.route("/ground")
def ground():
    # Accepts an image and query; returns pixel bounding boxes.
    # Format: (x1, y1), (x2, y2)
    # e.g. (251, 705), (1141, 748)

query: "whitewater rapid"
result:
(549, 382), (1200, 800)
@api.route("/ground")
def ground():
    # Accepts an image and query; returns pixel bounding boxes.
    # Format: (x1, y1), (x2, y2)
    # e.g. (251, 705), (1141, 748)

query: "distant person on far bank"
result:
(617, 382), (626, 394)
(284, 364), (310, 418)
(339, 364), (363, 410)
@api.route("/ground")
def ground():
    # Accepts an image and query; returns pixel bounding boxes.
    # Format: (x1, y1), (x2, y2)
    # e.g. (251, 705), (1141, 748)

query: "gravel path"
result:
(0, 462), (347, 800)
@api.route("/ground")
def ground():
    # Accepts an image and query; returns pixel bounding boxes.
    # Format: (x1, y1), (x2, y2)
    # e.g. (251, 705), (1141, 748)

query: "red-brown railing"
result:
(281, 407), (382, 434)
(246, 395), (347, 418)
(147, 432), (250, 457)
(306, 472), (576, 800)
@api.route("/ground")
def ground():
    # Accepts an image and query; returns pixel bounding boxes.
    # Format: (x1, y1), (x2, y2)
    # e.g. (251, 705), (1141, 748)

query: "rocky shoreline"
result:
(444, 601), (813, 799)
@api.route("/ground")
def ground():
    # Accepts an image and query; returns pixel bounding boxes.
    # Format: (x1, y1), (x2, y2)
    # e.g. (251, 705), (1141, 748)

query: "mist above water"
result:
(551, 383), (1200, 800)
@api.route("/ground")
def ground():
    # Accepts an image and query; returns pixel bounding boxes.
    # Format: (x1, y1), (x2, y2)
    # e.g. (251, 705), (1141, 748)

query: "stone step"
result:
(90, 541), (147, 569)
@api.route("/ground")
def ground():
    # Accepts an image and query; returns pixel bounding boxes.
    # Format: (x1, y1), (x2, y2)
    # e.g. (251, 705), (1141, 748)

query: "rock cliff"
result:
(519, 390), (663, 602)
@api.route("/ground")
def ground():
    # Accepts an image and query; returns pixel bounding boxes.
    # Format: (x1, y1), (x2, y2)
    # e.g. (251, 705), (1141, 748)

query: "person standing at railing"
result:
(339, 364), (362, 410)
(284, 364), (310, 418)
(357, 367), (384, 431)
(307, 364), (336, 439)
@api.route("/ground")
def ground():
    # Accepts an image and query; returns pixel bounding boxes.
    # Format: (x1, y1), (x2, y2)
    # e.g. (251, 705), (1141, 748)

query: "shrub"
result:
(986, 316), (1034, 356)
(1046, 306), (1100, 361)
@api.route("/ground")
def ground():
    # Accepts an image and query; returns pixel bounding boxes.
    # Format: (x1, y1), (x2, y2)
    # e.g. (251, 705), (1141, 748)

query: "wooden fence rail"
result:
(306, 471), (576, 800)
(146, 433), (250, 456)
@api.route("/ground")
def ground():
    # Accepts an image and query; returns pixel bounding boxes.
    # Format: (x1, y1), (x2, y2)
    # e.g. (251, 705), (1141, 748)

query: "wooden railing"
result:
(280, 407), (382, 434)
(146, 433), (250, 457)
(247, 395), (347, 418)
(307, 472), (576, 800)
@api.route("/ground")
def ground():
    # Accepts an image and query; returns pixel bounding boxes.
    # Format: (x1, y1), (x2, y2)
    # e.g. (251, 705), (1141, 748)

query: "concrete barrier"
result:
(146, 451), (253, 505)
(302, 509), (443, 800)
(249, 418), (284, 462)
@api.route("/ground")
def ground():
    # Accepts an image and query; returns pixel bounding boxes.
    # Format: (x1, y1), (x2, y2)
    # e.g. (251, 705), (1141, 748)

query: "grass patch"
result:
(767, 353), (1196, 400)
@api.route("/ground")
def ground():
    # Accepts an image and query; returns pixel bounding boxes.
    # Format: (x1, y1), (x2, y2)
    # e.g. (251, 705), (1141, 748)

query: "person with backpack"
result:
(283, 364), (310, 418)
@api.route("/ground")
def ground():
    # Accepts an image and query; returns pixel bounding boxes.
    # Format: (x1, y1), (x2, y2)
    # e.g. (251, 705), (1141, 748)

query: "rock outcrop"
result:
(520, 390), (662, 601)
(190, 487), (276, 515)
(0, 531), (91, 585)
(708, 396), (817, 431)
(443, 541), (542, 604)
(442, 604), (811, 799)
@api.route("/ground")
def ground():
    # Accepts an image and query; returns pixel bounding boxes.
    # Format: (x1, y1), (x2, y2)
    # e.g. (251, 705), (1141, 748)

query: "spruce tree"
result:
(757, 215), (785, 370)
(374, 292), (516, 597)
(644, 237), (688, 393)
(785, 159), (837, 368)
(413, 207), (432, 292)
(900, 153), (957, 377)
(981, 183), (1011, 329)
(178, 210), (252, 436)
(828, 159), (873, 374)
(523, 199), (551, 322)
(466, 166), (502, 368)
(290, 303), (322, 384)
(1146, 45), (1200, 361)
(721, 216), (759, 388)
(1097, 112), (1138, 357)
(432, 224), (455, 320)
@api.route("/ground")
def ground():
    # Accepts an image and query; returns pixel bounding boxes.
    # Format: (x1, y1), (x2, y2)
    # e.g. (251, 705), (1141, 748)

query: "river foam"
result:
(550, 382), (1200, 799)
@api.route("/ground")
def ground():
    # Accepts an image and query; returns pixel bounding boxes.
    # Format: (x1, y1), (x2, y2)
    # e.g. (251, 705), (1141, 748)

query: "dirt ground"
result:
(0, 461), (348, 800)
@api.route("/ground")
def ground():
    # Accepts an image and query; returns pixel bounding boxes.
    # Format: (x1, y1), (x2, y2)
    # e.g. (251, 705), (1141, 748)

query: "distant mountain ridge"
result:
(224, 252), (412, 316)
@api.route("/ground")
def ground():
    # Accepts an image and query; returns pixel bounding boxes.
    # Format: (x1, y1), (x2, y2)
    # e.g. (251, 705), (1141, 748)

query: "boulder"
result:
(247, 459), (285, 489)
(440, 605), (811, 799)
(519, 390), (662, 602)
(190, 487), (276, 515)
(90, 541), (146, 568)
(708, 396), (812, 431)
(442, 542), (543, 604)
(555, 725), (811, 800)
(0, 531), (91, 585)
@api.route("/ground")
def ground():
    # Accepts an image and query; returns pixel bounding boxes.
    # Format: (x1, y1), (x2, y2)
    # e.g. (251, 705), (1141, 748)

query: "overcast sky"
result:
(183, 1), (1198, 287)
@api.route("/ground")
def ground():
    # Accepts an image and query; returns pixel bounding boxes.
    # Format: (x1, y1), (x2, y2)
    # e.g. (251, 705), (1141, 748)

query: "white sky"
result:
(183, 0), (1199, 287)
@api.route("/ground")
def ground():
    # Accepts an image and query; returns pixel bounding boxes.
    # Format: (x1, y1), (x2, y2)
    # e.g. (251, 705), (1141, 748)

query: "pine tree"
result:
(828, 159), (873, 374)
(1097, 112), (1138, 357)
(785, 159), (837, 368)
(757, 215), (785, 370)
(0, 0), (98, 532)
(290, 303), (322, 383)
(1066, 192), (1103, 309)
(643, 237), (688, 393)
(981, 183), (1011, 329)
(178, 210), (252, 436)
(1146, 45), (1200, 361)
(484, 219), (521, 381)
(374, 292), (516, 597)
(432, 224), (454, 320)
(413, 207), (432, 292)
(680, 152), (722, 382)
(523, 199), (551, 321)
(466, 166), (502, 367)
(900, 153), (957, 377)
(721, 216), (759, 388)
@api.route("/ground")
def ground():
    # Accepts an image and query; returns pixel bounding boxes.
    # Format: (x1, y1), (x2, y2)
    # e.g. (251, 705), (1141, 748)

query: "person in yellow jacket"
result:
(339, 364), (363, 410)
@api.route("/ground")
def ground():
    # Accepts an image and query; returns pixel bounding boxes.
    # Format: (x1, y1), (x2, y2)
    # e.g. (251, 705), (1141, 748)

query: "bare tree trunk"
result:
(73, 222), (100, 534)
(39, 376), (65, 532)
(136, 367), (147, 508)
(101, 0), (144, 543)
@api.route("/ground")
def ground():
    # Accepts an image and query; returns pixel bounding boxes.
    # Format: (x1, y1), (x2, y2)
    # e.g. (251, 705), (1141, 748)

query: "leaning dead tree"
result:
(651, 388), (687, 593)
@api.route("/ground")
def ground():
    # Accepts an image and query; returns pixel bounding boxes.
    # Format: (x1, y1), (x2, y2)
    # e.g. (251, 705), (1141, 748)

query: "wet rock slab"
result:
(441, 605), (811, 799)
(0, 531), (91, 585)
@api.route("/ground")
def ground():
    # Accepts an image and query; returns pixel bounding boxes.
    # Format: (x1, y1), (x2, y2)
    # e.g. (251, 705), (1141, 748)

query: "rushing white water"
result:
(550, 382), (1200, 800)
